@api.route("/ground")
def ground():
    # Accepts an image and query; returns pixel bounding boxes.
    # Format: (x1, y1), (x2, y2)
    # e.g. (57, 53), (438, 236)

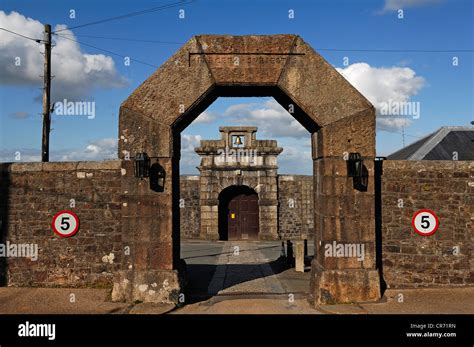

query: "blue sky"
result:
(0, 0), (472, 174)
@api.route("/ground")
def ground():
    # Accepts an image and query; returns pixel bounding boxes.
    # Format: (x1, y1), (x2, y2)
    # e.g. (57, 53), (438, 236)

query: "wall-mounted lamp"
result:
(347, 152), (363, 178)
(134, 152), (150, 179)
(347, 152), (368, 191)
(150, 163), (166, 192)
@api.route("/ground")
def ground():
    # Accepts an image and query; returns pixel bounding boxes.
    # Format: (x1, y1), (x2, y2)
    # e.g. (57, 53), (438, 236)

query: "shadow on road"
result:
(183, 256), (313, 304)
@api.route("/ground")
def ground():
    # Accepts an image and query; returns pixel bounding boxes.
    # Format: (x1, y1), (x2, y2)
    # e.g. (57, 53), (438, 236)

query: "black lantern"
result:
(134, 152), (150, 179)
(347, 152), (368, 191)
(150, 163), (166, 192)
(347, 152), (362, 177)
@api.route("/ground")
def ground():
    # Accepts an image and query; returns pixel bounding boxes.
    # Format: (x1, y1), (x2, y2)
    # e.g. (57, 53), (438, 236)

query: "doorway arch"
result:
(218, 185), (259, 241)
(115, 34), (380, 305)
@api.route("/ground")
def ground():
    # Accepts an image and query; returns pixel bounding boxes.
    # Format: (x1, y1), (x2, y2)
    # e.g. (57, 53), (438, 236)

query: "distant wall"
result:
(0, 161), (123, 288)
(381, 160), (473, 288)
(277, 175), (314, 239)
(179, 176), (201, 238)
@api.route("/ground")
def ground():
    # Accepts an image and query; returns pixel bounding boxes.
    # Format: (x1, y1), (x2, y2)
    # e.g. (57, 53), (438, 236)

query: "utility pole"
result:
(41, 24), (52, 162)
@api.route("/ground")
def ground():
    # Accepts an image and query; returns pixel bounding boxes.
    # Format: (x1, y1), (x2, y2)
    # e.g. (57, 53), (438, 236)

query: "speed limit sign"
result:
(52, 210), (80, 238)
(412, 209), (439, 236)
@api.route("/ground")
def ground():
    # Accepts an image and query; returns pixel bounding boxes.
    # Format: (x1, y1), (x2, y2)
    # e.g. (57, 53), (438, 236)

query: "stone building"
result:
(180, 126), (314, 240)
(194, 126), (281, 240)
(180, 126), (315, 241)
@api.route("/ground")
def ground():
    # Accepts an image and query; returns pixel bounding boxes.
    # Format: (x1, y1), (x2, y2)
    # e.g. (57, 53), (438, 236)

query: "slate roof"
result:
(387, 126), (474, 160)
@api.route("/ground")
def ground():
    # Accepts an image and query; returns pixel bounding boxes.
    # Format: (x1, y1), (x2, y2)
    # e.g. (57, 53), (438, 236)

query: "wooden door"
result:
(227, 192), (259, 240)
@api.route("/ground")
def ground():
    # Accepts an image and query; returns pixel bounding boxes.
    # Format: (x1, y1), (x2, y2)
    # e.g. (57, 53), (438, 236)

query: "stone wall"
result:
(1, 160), (471, 291)
(381, 160), (473, 288)
(277, 175), (314, 239)
(180, 176), (201, 238)
(0, 161), (123, 288)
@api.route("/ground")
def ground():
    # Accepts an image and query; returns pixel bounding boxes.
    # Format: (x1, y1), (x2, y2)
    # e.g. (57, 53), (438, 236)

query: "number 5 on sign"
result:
(52, 210), (80, 237)
(412, 209), (439, 236)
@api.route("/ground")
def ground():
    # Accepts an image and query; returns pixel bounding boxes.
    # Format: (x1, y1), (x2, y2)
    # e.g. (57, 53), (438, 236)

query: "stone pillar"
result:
(295, 241), (305, 272)
(255, 166), (279, 240)
(200, 204), (219, 240)
(112, 159), (181, 304)
(309, 111), (380, 305)
(258, 202), (279, 240)
(198, 168), (219, 240)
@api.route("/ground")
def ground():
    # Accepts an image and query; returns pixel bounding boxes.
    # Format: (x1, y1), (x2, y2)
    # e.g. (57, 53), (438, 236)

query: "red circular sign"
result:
(411, 209), (439, 236)
(52, 210), (80, 238)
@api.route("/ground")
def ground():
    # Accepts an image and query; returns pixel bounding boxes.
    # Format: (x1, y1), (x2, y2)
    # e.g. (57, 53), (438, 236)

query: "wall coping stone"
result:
(278, 175), (313, 180)
(180, 175), (200, 180)
(0, 160), (122, 173)
(383, 160), (473, 170)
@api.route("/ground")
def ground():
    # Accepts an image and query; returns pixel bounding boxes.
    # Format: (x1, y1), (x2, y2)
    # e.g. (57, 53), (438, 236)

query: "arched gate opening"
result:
(114, 35), (380, 306)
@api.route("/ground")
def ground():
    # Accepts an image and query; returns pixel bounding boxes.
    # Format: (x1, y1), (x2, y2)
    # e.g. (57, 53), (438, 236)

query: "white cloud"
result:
(0, 138), (118, 162)
(193, 111), (215, 124)
(0, 11), (127, 102)
(377, 116), (412, 130)
(59, 138), (117, 161)
(180, 134), (202, 173)
(0, 148), (41, 162)
(336, 62), (425, 130)
(382, 0), (442, 11)
(277, 143), (312, 174)
(223, 103), (257, 117)
(223, 99), (308, 138)
(181, 134), (202, 152)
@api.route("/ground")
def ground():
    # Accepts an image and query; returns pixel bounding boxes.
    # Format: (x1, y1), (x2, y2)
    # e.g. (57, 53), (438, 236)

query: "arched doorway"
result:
(218, 186), (259, 241)
(116, 34), (380, 305)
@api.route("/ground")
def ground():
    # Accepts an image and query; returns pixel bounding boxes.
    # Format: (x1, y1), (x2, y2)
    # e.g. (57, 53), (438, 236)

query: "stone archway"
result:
(113, 35), (380, 305)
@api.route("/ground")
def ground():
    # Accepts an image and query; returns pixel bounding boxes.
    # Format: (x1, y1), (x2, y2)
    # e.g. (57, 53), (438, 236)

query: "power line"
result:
(376, 126), (423, 139)
(45, 33), (474, 52)
(54, 33), (159, 69)
(56, 33), (184, 45)
(317, 47), (474, 53)
(0, 27), (43, 43)
(377, 126), (419, 138)
(53, 0), (195, 33)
